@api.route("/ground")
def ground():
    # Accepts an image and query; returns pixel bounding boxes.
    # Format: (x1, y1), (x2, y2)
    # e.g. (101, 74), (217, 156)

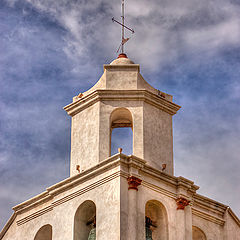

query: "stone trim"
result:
(17, 206), (53, 226)
(13, 192), (50, 213)
(12, 154), (201, 214)
(64, 89), (181, 116)
(15, 171), (121, 226)
(0, 213), (16, 239)
(142, 165), (199, 192)
(228, 208), (240, 227)
(192, 208), (225, 226)
(141, 181), (177, 199)
(193, 193), (227, 216)
(13, 154), (125, 213)
(52, 172), (121, 207)
(104, 64), (140, 71)
(176, 197), (190, 210)
(127, 176), (142, 190)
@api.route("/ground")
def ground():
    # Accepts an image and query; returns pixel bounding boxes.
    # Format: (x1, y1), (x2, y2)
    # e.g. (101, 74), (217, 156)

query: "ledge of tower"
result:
(72, 56), (173, 102)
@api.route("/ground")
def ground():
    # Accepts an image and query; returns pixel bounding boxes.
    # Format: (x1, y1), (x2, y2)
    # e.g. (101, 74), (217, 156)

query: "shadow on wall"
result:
(34, 224), (52, 240)
(74, 200), (96, 240)
(145, 200), (169, 240)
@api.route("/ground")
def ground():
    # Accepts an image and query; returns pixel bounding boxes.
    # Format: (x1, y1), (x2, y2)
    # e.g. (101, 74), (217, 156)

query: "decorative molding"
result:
(15, 171), (121, 226)
(228, 208), (240, 227)
(13, 192), (50, 213)
(192, 208), (225, 226)
(13, 154), (125, 214)
(127, 176), (142, 190)
(142, 164), (199, 192)
(141, 181), (177, 199)
(16, 206), (53, 226)
(0, 213), (16, 239)
(52, 172), (121, 207)
(13, 154), (200, 214)
(104, 63), (140, 71)
(193, 193), (227, 216)
(64, 90), (181, 116)
(176, 197), (190, 210)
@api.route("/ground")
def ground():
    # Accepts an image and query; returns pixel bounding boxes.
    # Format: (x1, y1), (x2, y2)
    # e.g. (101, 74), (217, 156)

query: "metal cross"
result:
(112, 0), (134, 53)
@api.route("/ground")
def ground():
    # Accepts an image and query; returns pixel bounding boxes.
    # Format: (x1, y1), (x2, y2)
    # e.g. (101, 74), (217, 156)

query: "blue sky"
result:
(0, 0), (240, 229)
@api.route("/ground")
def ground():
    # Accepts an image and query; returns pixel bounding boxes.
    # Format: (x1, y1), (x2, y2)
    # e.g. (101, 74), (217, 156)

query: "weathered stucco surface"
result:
(70, 102), (100, 175)
(143, 102), (173, 174)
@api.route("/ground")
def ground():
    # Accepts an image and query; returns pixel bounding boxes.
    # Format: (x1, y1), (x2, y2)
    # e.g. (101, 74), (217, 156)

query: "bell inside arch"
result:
(87, 215), (96, 240)
(145, 216), (154, 240)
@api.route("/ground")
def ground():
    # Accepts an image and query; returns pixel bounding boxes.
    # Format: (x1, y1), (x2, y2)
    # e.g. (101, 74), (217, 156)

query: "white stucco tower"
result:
(64, 54), (180, 176)
(1, 54), (240, 240)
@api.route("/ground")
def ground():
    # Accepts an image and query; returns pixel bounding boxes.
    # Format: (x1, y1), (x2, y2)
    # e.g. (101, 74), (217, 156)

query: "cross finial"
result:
(121, 0), (125, 53)
(112, 0), (134, 54)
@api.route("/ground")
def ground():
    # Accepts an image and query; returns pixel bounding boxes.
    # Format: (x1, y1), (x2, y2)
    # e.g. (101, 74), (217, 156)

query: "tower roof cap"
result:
(110, 54), (135, 65)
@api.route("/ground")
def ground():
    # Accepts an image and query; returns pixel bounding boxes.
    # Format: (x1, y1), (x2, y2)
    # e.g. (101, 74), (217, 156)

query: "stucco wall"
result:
(2, 173), (121, 240)
(192, 214), (224, 240)
(105, 67), (139, 90)
(143, 102), (173, 174)
(71, 102), (100, 176)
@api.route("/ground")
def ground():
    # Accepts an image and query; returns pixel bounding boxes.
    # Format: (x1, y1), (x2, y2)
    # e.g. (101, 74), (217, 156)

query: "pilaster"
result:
(127, 176), (142, 240)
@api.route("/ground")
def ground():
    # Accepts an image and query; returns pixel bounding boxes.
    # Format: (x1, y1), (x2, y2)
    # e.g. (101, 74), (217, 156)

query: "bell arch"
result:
(192, 226), (207, 240)
(145, 200), (169, 240)
(110, 108), (133, 156)
(74, 200), (96, 240)
(34, 224), (52, 240)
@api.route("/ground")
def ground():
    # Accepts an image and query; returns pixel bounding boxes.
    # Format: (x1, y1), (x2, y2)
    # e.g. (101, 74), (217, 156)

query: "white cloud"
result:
(13, 0), (239, 71)
(184, 17), (240, 53)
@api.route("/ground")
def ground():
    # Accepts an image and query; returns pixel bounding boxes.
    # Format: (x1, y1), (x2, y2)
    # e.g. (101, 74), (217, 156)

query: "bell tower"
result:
(2, 2), (239, 239)
(64, 54), (181, 176)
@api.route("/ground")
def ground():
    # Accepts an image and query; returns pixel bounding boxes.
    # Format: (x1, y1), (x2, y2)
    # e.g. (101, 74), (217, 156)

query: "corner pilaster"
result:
(127, 176), (142, 240)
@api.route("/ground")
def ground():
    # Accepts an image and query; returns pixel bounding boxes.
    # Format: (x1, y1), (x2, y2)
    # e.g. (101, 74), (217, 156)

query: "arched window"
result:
(74, 200), (96, 240)
(110, 108), (133, 155)
(192, 226), (207, 240)
(145, 200), (168, 240)
(34, 224), (52, 240)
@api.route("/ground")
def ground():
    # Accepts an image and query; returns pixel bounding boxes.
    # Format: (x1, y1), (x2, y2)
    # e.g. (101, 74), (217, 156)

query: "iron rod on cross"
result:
(112, 18), (134, 34)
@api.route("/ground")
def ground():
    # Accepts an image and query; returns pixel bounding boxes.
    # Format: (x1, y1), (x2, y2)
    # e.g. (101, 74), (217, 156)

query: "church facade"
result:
(0, 54), (239, 240)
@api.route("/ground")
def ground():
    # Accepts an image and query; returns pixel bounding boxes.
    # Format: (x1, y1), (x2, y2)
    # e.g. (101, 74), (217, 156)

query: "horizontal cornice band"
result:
(192, 208), (225, 226)
(64, 90), (181, 116)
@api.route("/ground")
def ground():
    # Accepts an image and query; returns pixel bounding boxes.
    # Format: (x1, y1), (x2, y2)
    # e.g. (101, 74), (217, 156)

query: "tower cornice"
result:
(64, 89), (181, 117)
(104, 63), (140, 71)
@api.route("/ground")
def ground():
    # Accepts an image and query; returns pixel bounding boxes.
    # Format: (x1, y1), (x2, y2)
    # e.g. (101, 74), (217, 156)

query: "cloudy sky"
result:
(0, 0), (240, 229)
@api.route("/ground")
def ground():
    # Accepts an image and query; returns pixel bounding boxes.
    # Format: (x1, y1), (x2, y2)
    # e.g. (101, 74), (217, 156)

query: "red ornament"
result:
(127, 176), (142, 191)
(176, 197), (190, 210)
(118, 53), (128, 58)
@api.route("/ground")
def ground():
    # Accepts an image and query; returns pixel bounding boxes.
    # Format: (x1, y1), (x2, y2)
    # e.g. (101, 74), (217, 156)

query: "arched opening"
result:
(34, 224), (52, 240)
(74, 200), (96, 240)
(110, 108), (133, 156)
(192, 226), (207, 240)
(145, 200), (168, 240)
